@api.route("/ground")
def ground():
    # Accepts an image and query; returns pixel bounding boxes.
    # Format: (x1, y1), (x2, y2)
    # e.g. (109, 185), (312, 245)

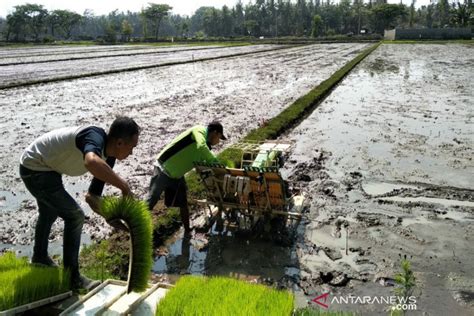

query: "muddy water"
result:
(0, 43), (369, 252)
(279, 44), (473, 314)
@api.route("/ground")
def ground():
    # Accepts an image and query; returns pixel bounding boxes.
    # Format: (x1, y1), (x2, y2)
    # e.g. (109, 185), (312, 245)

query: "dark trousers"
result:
(147, 167), (189, 230)
(20, 165), (84, 278)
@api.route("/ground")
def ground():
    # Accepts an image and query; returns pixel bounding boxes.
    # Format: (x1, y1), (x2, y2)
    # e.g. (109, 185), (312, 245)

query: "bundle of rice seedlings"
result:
(100, 196), (153, 293)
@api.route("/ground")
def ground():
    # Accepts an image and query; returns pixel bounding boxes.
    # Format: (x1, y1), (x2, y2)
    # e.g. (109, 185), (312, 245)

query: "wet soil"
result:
(0, 44), (220, 64)
(2, 43), (471, 315)
(0, 43), (369, 254)
(278, 43), (473, 314)
(0, 44), (290, 87)
(152, 43), (473, 314)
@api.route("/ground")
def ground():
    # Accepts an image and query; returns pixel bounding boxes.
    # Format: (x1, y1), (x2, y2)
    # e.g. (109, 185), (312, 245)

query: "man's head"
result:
(107, 117), (140, 160)
(207, 121), (227, 146)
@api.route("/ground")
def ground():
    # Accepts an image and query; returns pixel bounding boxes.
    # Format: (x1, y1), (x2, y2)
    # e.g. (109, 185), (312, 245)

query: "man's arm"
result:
(84, 152), (131, 196)
(88, 156), (116, 196)
(192, 127), (219, 163)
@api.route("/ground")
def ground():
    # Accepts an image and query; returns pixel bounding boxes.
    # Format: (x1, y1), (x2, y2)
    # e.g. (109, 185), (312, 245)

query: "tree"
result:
(244, 19), (258, 36)
(0, 17), (6, 40)
(121, 20), (133, 41)
(6, 3), (48, 41)
(437, 0), (450, 27)
(426, 4), (434, 28)
(221, 5), (233, 37)
(103, 22), (117, 43)
(51, 10), (81, 39)
(6, 9), (27, 41)
(233, 1), (245, 35)
(339, 0), (352, 33)
(370, 3), (407, 34)
(354, 0), (364, 35)
(142, 3), (172, 40)
(311, 14), (323, 37)
(47, 10), (62, 37)
(181, 20), (189, 37)
(24, 3), (49, 41)
(452, 2), (470, 27)
(409, 0), (416, 27)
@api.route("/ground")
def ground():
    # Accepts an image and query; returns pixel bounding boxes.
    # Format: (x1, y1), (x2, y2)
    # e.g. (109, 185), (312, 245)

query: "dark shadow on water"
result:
(152, 220), (302, 285)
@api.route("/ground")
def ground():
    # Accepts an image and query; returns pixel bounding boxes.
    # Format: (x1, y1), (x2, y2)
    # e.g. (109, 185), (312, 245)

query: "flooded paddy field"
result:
(279, 43), (473, 314)
(0, 45), (223, 65)
(0, 42), (370, 252)
(0, 44), (290, 87)
(1, 42), (471, 314)
(151, 43), (473, 314)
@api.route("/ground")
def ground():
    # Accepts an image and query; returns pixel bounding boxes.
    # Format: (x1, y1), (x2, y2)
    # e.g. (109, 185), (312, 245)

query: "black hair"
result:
(108, 116), (140, 141)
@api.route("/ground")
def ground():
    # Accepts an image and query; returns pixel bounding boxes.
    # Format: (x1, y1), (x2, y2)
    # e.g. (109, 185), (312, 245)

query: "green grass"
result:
(101, 196), (153, 292)
(156, 276), (294, 316)
(0, 252), (70, 312)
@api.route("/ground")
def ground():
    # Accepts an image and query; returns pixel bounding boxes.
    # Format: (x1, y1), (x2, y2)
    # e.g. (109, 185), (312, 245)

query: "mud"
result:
(2, 43), (471, 314)
(0, 45), (223, 66)
(278, 43), (473, 314)
(0, 44), (291, 87)
(152, 44), (473, 314)
(0, 43), (369, 254)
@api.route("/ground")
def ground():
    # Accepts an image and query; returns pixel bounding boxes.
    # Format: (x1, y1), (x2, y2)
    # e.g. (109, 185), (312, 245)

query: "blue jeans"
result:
(20, 165), (84, 278)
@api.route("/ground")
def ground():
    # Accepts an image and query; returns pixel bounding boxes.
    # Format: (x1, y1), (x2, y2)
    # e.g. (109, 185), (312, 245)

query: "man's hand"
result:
(107, 218), (129, 232)
(121, 183), (132, 197)
(85, 192), (103, 216)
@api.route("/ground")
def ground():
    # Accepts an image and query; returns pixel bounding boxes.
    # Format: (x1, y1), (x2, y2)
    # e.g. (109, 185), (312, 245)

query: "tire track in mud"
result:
(0, 46), (231, 66)
(0, 45), (295, 90)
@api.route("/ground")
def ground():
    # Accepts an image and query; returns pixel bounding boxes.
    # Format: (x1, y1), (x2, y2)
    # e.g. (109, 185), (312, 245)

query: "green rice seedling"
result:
(390, 258), (416, 316)
(80, 239), (121, 281)
(100, 196), (153, 293)
(0, 251), (70, 312)
(156, 275), (294, 316)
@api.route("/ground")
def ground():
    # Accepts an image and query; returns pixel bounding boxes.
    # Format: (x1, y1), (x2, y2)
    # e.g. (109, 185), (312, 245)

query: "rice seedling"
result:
(100, 196), (153, 293)
(156, 275), (294, 316)
(390, 258), (417, 316)
(0, 251), (70, 312)
(80, 239), (122, 282)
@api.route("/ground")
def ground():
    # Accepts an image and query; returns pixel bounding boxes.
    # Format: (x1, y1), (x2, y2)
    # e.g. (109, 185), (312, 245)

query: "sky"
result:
(0, 0), (433, 18)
